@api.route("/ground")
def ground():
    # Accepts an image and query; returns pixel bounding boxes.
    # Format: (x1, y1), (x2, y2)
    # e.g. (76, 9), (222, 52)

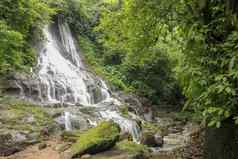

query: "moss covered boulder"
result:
(70, 121), (120, 158)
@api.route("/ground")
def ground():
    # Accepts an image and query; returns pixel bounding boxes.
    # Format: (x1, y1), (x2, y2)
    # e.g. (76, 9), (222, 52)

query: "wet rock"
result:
(87, 84), (103, 104)
(0, 73), (41, 100)
(141, 132), (163, 147)
(154, 133), (163, 147)
(55, 111), (90, 131)
(38, 143), (47, 150)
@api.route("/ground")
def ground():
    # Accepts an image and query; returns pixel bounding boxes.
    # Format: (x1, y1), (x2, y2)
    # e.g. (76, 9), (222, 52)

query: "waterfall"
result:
(64, 112), (73, 131)
(38, 24), (93, 105)
(100, 110), (142, 143)
(35, 21), (141, 142)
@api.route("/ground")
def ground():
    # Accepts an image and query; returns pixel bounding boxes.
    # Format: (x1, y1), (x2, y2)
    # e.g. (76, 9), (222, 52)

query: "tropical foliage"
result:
(1, 0), (238, 127)
(65, 0), (238, 126)
(0, 0), (59, 74)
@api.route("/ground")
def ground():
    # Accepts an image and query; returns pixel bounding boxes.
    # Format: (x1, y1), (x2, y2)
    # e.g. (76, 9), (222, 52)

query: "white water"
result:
(36, 21), (141, 142)
(38, 24), (92, 105)
(100, 110), (142, 143)
(64, 112), (73, 131)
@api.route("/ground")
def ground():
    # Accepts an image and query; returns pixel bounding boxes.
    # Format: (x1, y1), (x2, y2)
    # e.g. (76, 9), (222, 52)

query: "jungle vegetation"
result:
(1, 0), (238, 127)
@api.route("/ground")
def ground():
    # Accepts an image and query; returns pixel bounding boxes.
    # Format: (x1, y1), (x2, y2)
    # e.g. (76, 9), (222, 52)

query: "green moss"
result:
(0, 97), (54, 133)
(71, 121), (120, 157)
(115, 140), (149, 155)
(61, 130), (82, 142)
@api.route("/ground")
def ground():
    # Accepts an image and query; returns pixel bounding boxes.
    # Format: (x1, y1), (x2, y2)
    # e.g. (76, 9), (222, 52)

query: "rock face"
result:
(0, 73), (41, 100)
(69, 121), (120, 158)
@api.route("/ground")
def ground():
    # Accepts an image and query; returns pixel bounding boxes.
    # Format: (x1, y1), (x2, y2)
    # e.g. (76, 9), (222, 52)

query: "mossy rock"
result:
(115, 140), (149, 158)
(2, 100), (54, 132)
(0, 97), (58, 140)
(71, 121), (120, 158)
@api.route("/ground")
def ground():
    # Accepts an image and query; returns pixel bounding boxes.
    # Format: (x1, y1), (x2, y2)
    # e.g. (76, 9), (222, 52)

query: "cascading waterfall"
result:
(38, 25), (91, 105)
(35, 21), (141, 142)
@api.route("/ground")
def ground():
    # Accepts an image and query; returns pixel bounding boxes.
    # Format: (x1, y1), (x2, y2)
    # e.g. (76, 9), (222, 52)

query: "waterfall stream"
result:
(35, 21), (141, 142)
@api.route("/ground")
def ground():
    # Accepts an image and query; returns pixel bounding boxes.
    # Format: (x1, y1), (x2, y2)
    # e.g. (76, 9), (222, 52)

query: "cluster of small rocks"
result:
(151, 123), (204, 159)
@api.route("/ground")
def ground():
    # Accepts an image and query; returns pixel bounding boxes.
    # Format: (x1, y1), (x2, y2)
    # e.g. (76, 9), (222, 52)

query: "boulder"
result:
(69, 121), (120, 158)
(140, 132), (163, 147)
